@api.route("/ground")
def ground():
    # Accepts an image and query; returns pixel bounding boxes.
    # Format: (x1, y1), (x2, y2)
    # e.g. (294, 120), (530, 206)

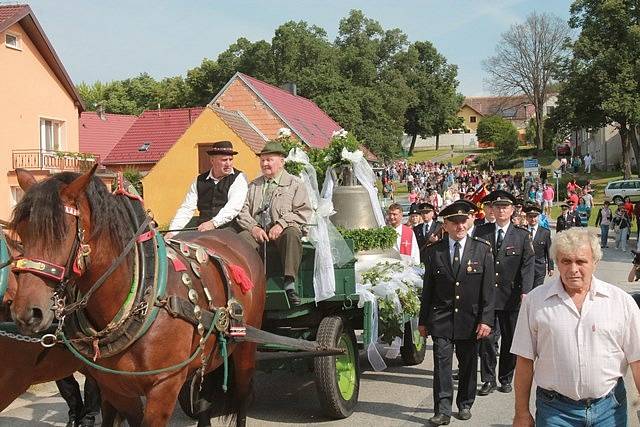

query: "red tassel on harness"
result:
(228, 264), (253, 294)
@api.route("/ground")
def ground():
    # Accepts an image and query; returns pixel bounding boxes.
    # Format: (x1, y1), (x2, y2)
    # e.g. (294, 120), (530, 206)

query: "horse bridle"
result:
(11, 205), (91, 288)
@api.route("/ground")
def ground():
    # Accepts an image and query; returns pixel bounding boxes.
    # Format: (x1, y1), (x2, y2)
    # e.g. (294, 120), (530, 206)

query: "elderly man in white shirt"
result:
(511, 227), (640, 427)
(166, 141), (248, 238)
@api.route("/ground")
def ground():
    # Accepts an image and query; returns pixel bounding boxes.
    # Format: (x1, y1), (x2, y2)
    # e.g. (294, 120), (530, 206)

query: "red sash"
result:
(399, 225), (413, 256)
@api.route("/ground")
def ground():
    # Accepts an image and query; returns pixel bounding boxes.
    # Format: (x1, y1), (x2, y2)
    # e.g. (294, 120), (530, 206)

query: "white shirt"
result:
(394, 224), (420, 265)
(448, 236), (467, 265)
(495, 222), (510, 246)
(467, 225), (475, 237)
(511, 276), (640, 400)
(169, 171), (248, 230)
(528, 224), (537, 237)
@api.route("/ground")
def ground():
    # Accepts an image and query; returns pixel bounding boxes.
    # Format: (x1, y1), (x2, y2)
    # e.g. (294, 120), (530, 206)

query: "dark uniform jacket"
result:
(474, 223), (535, 311)
(414, 221), (442, 262)
(531, 226), (553, 278)
(419, 237), (495, 340)
(556, 212), (580, 232)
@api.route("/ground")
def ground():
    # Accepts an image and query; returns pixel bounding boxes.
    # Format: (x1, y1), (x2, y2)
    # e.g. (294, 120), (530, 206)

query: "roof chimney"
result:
(97, 104), (106, 121)
(280, 82), (297, 96)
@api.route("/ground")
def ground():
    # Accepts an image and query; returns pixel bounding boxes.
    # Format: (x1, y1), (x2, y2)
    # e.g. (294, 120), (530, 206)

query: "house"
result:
(0, 4), (85, 218)
(574, 126), (635, 172)
(79, 111), (136, 161)
(139, 106), (267, 225)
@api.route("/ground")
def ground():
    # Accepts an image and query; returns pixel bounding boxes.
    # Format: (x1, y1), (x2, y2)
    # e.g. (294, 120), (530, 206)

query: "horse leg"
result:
(141, 374), (186, 426)
(230, 343), (257, 427)
(99, 388), (143, 427)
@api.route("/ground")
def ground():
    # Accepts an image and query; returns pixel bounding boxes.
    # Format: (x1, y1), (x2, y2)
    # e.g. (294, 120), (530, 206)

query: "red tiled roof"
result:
(211, 107), (267, 154)
(0, 5), (28, 27)
(463, 96), (531, 121)
(103, 107), (205, 165)
(233, 73), (342, 149)
(79, 112), (136, 160)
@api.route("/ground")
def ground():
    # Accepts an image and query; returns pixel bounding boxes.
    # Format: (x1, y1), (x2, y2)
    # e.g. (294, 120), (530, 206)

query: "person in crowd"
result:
(624, 196), (634, 220)
(542, 183), (554, 217)
(580, 189), (593, 221)
(387, 203), (420, 264)
(475, 190), (535, 397)
(583, 152), (592, 173)
(414, 202), (441, 264)
(612, 203), (631, 252)
(512, 227), (640, 427)
(524, 204), (553, 288)
(56, 376), (100, 427)
(166, 141), (248, 238)
(407, 205), (422, 227)
(566, 178), (581, 195)
(595, 200), (613, 248)
(237, 141), (313, 306)
(627, 249), (640, 282)
(567, 191), (579, 208)
(408, 189), (418, 205)
(556, 203), (580, 233)
(576, 198), (590, 227)
(419, 200), (495, 425)
(634, 200), (640, 244)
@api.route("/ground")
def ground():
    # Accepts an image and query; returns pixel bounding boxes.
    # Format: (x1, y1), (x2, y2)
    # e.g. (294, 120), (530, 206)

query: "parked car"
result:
(603, 179), (640, 204)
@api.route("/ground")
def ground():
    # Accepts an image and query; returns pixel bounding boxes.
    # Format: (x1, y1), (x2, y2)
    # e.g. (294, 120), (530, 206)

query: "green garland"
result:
(336, 226), (396, 252)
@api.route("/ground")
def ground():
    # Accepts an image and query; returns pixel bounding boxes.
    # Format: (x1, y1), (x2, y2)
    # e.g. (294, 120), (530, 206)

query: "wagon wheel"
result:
(400, 320), (426, 366)
(313, 316), (360, 419)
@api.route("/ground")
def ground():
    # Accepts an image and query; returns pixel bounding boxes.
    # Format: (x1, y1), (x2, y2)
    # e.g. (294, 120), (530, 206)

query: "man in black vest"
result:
(556, 202), (581, 232)
(524, 203), (554, 288)
(474, 190), (534, 397)
(414, 202), (441, 263)
(419, 200), (495, 425)
(167, 141), (248, 237)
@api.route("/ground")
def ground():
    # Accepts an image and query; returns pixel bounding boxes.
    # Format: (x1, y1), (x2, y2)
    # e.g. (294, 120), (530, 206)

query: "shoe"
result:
(478, 381), (496, 396)
(428, 414), (451, 425)
(285, 289), (302, 306)
(498, 383), (513, 393)
(458, 408), (472, 420)
(78, 417), (95, 427)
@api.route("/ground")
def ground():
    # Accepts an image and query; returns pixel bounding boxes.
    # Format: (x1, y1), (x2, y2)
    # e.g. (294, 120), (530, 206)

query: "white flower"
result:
(332, 128), (348, 139)
(277, 128), (292, 138)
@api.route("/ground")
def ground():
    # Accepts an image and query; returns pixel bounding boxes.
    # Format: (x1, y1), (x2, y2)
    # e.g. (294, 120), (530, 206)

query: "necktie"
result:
(263, 179), (275, 208)
(529, 227), (534, 235)
(423, 222), (429, 235)
(452, 241), (461, 275)
(496, 229), (504, 251)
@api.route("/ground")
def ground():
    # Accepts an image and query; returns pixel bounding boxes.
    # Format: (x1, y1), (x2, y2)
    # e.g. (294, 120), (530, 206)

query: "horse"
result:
(9, 166), (266, 426)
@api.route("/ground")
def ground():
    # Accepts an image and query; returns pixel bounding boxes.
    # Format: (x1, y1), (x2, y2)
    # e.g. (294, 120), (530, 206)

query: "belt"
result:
(537, 387), (614, 408)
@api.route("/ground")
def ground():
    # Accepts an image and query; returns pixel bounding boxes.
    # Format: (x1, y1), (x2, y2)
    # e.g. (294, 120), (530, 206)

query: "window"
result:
(469, 116), (476, 123)
(40, 118), (64, 151)
(10, 187), (24, 208)
(608, 182), (622, 190)
(138, 142), (152, 152)
(5, 32), (21, 50)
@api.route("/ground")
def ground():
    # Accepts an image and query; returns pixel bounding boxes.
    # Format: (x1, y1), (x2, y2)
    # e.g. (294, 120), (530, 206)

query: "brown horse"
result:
(9, 167), (265, 426)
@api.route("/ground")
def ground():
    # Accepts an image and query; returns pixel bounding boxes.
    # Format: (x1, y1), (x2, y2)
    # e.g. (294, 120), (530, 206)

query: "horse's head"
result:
(10, 166), (96, 335)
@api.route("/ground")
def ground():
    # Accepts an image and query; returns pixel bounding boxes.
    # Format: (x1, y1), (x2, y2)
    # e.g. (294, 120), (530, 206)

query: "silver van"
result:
(603, 179), (640, 204)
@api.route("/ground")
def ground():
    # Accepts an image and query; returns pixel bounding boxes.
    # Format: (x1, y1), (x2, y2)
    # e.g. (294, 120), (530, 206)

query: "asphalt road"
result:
(3, 239), (640, 426)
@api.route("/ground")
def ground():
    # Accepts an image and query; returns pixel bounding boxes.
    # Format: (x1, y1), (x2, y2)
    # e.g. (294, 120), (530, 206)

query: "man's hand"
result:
(268, 223), (284, 240)
(418, 325), (428, 338)
(428, 234), (439, 243)
(476, 323), (491, 339)
(512, 412), (534, 427)
(251, 226), (269, 243)
(198, 220), (215, 232)
(548, 269), (554, 277)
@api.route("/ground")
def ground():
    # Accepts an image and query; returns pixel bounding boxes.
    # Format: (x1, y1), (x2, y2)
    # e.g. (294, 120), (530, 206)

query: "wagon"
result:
(178, 240), (425, 419)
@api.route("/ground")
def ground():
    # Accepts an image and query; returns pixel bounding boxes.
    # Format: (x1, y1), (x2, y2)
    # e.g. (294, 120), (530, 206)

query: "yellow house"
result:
(0, 5), (84, 219)
(142, 106), (267, 226)
(457, 104), (483, 133)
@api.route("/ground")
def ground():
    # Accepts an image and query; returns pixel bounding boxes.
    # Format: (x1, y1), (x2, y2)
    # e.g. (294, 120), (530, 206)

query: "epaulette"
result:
(513, 224), (531, 233)
(471, 236), (492, 246)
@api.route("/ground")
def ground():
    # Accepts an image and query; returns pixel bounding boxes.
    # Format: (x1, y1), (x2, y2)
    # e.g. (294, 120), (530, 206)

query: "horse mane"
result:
(10, 172), (132, 250)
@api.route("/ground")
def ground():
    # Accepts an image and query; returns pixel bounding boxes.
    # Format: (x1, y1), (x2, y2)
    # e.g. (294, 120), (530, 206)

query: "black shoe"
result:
(478, 381), (496, 396)
(498, 383), (513, 393)
(458, 408), (472, 420)
(285, 289), (302, 306)
(428, 413), (451, 425)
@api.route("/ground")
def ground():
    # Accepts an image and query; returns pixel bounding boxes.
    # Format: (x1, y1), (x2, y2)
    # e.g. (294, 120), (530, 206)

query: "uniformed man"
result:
(556, 201), (581, 232)
(474, 202), (496, 226)
(524, 203), (554, 288)
(475, 190), (535, 396)
(407, 205), (422, 227)
(167, 140), (248, 237)
(419, 200), (495, 425)
(414, 202), (441, 263)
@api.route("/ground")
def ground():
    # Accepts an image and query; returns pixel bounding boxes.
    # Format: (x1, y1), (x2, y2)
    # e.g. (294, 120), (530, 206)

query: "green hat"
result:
(259, 141), (287, 156)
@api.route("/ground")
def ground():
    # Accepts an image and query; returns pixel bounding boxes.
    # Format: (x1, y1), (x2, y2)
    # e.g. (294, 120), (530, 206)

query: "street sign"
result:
(551, 159), (561, 170)
(523, 158), (540, 176)
(553, 169), (562, 179)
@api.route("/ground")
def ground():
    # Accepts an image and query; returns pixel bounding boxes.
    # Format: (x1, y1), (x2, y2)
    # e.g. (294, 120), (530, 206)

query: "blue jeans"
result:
(536, 379), (626, 426)
(600, 224), (610, 247)
(616, 227), (629, 251)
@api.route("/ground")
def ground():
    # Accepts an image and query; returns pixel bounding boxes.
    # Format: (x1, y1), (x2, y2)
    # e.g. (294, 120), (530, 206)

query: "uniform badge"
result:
(467, 260), (473, 272)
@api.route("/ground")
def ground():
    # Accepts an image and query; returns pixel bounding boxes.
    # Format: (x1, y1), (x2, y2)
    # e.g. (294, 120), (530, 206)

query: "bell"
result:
(330, 185), (381, 230)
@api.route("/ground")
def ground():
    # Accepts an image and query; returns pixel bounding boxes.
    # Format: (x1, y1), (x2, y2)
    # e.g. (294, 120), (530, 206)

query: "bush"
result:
(477, 116), (519, 156)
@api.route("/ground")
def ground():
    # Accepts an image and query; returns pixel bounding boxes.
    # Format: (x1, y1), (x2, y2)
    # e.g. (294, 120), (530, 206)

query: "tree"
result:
(483, 12), (570, 150)
(477, 116), (519, 155)
(556, 0), (640, 178)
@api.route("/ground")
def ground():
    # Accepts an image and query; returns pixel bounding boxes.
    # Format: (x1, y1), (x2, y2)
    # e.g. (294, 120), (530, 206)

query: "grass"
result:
(407, 147), (484, 164)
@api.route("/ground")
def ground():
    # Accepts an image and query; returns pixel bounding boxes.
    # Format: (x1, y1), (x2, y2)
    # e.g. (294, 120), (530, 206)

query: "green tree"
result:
(477, 116), (519, 155)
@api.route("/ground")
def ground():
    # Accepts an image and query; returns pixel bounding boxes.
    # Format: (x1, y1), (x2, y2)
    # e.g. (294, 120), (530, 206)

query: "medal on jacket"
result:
(467, 259), (472, 272)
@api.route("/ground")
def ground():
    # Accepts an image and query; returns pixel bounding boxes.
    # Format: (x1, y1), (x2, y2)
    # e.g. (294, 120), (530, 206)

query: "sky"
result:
(22, 0), (573, 96)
